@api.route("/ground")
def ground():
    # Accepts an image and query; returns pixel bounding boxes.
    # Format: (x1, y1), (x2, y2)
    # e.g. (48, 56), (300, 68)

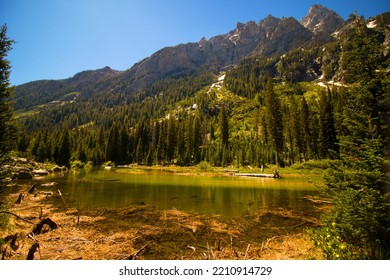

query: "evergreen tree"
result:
(105, 124), (120, 163)
(219, 105), (229, 148)
(57, 129), (71, 167)
(290, 96), (303, 163)
(166, 114), (176, 163)
(218, 105), (230, 167)
(264, 79), (284, 166)
(193, 113), (202, 163)
(313, 26), (390, 259)
(300, 96), (311, 160)
(0, 25), (16, 168)
(318, 90), (338, 158)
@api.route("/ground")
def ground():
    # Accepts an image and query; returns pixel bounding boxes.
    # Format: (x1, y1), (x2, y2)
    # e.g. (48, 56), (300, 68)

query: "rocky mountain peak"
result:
(259, 14), (281, 31)
(301, 4), (344, 34)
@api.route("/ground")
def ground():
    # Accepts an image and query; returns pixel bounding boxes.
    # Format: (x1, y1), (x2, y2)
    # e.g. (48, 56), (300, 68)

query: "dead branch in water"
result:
(57, 189), (68, 209)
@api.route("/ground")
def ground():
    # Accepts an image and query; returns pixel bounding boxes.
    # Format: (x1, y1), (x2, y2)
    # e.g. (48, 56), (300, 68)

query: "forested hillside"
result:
(12, 13), (389, 172)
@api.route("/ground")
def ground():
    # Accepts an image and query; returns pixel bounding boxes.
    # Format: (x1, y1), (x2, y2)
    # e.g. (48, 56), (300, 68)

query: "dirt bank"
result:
(0, 181), (326, 260)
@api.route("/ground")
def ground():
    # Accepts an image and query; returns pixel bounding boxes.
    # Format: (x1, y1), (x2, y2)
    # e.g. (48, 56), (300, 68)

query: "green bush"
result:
(197, 161), (211, 172)
(311, 187), (390, 259)
(71, 160), (85, 169)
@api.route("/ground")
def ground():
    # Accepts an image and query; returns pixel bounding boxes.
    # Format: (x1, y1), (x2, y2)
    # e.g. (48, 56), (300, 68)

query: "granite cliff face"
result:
(106, 13), (318, 95)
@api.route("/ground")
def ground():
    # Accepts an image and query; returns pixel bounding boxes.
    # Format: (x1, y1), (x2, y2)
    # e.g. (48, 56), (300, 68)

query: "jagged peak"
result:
(258, 14), (281, 31)
(301, 4), (344, 34)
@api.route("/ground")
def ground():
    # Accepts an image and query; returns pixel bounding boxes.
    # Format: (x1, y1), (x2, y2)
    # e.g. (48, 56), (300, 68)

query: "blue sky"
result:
(1, 0), (389, 85)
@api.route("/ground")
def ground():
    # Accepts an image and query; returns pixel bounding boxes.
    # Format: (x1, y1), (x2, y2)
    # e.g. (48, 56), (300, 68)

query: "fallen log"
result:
(234, 173), (279, 178)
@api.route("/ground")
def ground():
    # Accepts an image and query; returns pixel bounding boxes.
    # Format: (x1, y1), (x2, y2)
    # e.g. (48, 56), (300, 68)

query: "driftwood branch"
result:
(128, 243), (149, 260)
(58, 189), (68, 209)
(28, 183), (37, 194)
(0, 211), (34, 224)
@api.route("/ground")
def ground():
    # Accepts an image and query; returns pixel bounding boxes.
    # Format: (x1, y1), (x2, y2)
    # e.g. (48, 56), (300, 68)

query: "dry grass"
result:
(1, 184), (324, 260)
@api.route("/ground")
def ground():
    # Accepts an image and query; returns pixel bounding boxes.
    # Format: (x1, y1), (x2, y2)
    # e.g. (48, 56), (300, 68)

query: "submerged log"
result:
(234, 173), (279, 178)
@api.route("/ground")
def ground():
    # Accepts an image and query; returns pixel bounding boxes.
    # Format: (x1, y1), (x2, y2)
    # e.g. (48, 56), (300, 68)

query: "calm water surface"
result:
(41, 170), (321, 217)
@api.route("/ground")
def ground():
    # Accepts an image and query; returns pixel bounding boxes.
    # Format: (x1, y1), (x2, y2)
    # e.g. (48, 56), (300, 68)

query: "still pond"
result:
(39, 170), (322, 217)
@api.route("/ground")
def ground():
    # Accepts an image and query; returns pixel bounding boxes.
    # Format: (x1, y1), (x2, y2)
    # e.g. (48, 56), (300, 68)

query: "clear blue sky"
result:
(1, 0), (389, 85)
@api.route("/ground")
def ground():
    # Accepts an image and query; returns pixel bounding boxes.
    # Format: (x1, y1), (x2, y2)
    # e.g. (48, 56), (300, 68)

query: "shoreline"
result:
(0, 179), (326, 260)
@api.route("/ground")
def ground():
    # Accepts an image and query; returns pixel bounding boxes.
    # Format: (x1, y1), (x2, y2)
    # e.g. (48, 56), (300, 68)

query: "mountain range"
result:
(13, 4), (389, 111)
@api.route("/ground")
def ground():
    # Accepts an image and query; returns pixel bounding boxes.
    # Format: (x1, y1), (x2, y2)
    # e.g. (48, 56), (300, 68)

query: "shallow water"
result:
(39, 170), (322, 217)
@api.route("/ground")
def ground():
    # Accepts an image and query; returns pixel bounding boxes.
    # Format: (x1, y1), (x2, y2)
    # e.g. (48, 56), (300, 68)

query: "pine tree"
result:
(264, 79), (284, 166)
(300, 96), (311, 160)
(0, 25), (16, 168)
(290, 96), (303, 163)
(105, 124), (120, 163)
(318, 89), (338, 158)
(313, 25), (390, 259)
(193, 113), (202, 163)
(219, 105), (229, 148)
(57, 129), (71, 167)
(166, 114), (176, 163)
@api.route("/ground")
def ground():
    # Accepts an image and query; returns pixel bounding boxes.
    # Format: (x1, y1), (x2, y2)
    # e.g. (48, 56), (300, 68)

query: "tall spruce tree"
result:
(264, 79), (284, 166)
(219, 104), (230, 167)
(0, 25), (16, 168)
(0, 24), (16, 200)
(219, 105), (229, 148)
(57, 129), (71, 167)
